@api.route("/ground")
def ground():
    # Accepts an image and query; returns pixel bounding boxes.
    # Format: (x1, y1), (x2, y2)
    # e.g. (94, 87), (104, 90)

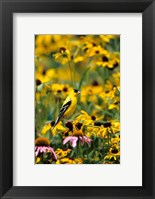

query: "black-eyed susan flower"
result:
(53, 47), (71, 65)
(85, 45), (105, 57)
(75, 110), (103, 126)
(104, 145), (120, 162)
(50, 83), (72, 99)
(96, 52), (120, 69)
(100, 121), (120, 136)
(55, 148), (71, 159)
(110, 121), (120, 134)
(108, 101), (120, 110)
(110, 136), (120, 147)
(35, 72), (50, 84)
(41, 121), (66, 136)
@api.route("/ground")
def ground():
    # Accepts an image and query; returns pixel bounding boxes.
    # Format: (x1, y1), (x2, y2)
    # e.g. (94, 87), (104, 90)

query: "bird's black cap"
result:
(73, 89), (79, 93)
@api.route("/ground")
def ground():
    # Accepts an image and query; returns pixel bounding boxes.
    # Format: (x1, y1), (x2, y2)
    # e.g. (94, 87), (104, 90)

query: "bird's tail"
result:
(52, 116), (61, 129)
(51, 118), (60, 130)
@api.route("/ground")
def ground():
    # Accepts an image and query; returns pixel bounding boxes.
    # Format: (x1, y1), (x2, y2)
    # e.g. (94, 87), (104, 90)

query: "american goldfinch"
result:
(53, 89), (80, 128)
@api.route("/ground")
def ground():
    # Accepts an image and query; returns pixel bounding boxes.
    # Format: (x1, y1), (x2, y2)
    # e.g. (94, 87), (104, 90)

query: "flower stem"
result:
(79, 142), (83, 158)
(67, 57), (74, 87)
(76, 142), (79, 158)
(77, 141), (83, 158)
(73, 62), (76, 88)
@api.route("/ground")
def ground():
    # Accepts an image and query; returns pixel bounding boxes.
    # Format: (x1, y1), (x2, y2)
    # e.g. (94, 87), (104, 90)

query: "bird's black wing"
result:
(54, 99), (71, 127)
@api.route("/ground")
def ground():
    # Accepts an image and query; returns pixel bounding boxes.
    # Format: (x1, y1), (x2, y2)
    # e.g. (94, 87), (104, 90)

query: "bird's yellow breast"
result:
(63, 97), (77, 118)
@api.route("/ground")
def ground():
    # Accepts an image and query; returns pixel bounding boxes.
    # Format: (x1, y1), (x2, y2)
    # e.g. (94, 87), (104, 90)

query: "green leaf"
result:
(96, 95), (103, 106)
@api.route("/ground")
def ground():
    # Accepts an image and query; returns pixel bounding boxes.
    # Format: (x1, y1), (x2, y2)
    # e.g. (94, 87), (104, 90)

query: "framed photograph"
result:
(34, 33), (120, 165)
(0, 0), (154, 198)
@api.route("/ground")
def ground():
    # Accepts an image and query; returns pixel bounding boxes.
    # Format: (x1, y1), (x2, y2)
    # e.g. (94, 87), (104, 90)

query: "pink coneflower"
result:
(63, 135), (92, 148)
(35, 137), (57, 160)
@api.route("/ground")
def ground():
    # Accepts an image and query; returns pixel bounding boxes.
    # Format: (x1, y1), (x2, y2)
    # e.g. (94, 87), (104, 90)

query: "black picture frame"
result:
(0, 0), (155, 198)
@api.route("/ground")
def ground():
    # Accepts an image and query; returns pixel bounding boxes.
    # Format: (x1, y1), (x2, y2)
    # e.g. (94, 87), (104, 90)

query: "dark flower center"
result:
(36, 79), (42, 86)
(50, 121), (55, 127)
(65, 121), (73, 131)
(60, 47), (66, 53)
(104, 122), (111, 128)
(94, 122), (102, 126)
(64, 132), (69, 137)
(111, 149), (119, 154)
(42, 69), (46, 75)
(92, 42), (97, 46)
(75, 123), (83, 130)
(63, 87), (68, 92)
(92, 80), (99, 86)
(95, 50), (99, 54)
(84, 48), (88, 52)
(43, 44), (48, 49)
(91, 116), (96, 121)
(102, 56), (109, 62)
(113, 62), (119, 68)
(57, 90), (62, 93)
(63, 148), (69, 151)
(35, 137), (50, 146)
(114, 101), (119, 105)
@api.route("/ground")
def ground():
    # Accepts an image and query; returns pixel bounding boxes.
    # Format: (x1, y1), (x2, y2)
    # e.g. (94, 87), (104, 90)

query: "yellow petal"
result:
(41, 123), (51, 134)
(36, 157), (41, 163)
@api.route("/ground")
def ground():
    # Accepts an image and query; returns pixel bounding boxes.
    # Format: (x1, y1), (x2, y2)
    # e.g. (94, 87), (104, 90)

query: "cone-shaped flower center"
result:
(35, 137), (50, 146)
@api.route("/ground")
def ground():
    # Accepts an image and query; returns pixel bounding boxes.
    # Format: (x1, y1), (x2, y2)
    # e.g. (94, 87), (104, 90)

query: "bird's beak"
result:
(77, 91), (80, 95)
